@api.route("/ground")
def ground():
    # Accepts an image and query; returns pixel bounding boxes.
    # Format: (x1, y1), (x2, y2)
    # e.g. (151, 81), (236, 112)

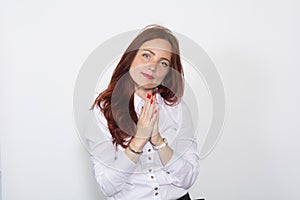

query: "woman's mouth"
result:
(141, 72), (154, 80)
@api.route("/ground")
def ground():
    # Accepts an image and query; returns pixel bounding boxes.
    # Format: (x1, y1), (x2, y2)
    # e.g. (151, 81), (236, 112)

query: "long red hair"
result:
(90, 24), (184, 149)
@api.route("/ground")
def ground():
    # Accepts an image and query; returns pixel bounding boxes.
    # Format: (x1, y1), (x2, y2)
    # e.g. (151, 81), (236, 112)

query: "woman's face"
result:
(129, 38), (172, 90)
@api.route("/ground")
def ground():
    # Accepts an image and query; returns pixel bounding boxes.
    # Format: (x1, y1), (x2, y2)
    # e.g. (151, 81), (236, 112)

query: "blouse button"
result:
(154, 187), (158, 190)
(150, 175), (154, 179)
(148, 169), (152, 172)
(155, 192), (159, 196)
(148, 148), (151, 152)
(148, 157), (152, 160)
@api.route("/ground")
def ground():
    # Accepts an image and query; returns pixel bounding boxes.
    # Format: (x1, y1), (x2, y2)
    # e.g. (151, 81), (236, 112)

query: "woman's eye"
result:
(142, 53), (150, 59)
(160, 61), (169, 67)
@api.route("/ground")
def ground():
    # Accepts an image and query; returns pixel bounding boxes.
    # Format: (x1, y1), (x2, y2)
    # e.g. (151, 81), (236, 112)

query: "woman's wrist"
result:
(150, 133), (164, 146)
(128, 145), (143, 154)
(152, 137), (168, 150)
(130, 137), (147, 152)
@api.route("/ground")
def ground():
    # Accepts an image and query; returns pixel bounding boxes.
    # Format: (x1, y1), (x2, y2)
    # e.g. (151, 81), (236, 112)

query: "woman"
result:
(87, 24), (199, 200)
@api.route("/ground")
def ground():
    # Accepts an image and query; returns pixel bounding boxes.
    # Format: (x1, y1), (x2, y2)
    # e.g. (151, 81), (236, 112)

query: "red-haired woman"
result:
(86, 25), (199, 200)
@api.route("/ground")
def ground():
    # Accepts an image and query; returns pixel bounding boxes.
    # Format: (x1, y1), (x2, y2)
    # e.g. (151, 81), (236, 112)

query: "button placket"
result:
(152, 184), (161, 199)
(146, 149), (153, 163)
(149, 174), (155, 180)
(153, 188), (161, 199)
(148, 171), (160, 197)
(141, 143), (154, 172)
(142, 143), (161, 199)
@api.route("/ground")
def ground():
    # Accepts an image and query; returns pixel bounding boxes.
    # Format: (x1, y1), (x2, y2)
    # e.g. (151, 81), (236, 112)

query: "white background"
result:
(1, 0), (300, 200)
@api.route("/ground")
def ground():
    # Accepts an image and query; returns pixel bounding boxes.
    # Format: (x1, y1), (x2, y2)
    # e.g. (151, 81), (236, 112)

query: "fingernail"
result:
(154, 109), (157, 114)
(142, 106), (144, 109)
(150, 99), (153, 104)
(147, 93), (151, 99)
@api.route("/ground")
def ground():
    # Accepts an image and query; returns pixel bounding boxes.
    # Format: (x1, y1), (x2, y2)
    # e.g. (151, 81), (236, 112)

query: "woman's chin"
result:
(137, 83), (159, 90)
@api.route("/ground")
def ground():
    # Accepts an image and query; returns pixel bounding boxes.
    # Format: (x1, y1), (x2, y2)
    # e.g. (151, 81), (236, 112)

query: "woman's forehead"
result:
(140, 38), (173, 53)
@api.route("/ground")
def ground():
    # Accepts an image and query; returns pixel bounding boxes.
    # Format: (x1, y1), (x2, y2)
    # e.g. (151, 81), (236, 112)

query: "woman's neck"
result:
(135, 88), (154, 101)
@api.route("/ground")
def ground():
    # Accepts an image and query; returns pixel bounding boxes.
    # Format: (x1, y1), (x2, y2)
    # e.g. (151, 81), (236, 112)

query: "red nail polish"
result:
(147, 93), (151, 99)
(150, 99), (153, 104)
(154, 109), (157, 114)
(142, 106), (144, 109)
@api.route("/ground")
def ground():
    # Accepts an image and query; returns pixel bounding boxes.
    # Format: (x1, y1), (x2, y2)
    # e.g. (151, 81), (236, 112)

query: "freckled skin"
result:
(129, 38), (172, 98)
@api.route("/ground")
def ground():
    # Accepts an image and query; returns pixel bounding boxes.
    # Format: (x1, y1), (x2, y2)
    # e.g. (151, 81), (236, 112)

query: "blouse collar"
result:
(134, 92), (163, 114)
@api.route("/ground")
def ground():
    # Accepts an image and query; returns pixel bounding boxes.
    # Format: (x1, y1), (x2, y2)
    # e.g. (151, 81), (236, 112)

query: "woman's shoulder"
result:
(162, 98), (189, 111)
(161, 98), (190, 123)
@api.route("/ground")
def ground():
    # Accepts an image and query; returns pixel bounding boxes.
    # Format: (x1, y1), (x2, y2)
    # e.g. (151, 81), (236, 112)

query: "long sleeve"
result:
(162, 101), (200, 189)
(84, 96), (200, 200)
(84, 108), (137, 197)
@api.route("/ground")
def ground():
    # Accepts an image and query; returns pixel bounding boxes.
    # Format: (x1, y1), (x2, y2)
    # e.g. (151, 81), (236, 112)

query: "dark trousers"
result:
(177, 193), (191, 200)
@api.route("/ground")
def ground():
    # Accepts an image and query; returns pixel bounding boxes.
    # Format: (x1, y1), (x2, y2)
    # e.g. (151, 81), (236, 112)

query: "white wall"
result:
(1, 0), (300, 200)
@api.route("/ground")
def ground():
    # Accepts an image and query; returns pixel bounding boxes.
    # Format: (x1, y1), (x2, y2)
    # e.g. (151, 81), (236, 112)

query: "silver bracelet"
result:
(128, 145), (143, 155)
(152, 138), (168, 150)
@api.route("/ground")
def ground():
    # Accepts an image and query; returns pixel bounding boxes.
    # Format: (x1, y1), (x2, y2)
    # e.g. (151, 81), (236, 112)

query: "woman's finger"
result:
(145, 96), (155, 121)
(150, 106), (159, 125)
(140, 93), (153, 122)
(138, 93), (151, 121)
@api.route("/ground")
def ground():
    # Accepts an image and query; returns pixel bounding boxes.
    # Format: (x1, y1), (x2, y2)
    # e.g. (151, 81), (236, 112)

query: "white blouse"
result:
(85, 93), (200, 200)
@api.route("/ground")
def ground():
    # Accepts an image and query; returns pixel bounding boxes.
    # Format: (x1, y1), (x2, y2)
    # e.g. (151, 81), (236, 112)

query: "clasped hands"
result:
(132, 93), (164, 150)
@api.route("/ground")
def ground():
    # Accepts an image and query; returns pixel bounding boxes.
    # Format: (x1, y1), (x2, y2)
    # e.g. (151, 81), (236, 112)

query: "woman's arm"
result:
(85, 94), (158, 196)
(152, 101), (200, 189)
(85, 112), (137, 197)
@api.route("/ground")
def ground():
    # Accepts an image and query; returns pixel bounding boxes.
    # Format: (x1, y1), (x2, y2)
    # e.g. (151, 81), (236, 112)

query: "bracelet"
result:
(128, 145), (143, 155)
(152, 138), (168, 150)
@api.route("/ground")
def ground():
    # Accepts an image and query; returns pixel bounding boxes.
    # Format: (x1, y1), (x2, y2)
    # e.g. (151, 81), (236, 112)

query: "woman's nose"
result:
(148, 63), (157, 71)
(148, 59), (159, 71)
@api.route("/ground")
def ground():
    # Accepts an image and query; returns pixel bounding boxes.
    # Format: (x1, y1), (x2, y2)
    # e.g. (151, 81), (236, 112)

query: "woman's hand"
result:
(130, 93), (158, 151)
(149, 94), (164, 146)
(150, 118), (164, 147)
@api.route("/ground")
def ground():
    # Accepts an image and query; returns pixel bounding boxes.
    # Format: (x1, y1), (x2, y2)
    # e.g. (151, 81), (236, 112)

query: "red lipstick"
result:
(141, 72), (154, 80)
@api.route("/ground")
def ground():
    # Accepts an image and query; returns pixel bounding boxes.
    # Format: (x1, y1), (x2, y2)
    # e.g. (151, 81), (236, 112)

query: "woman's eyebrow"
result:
(141, 48), (171, 63)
